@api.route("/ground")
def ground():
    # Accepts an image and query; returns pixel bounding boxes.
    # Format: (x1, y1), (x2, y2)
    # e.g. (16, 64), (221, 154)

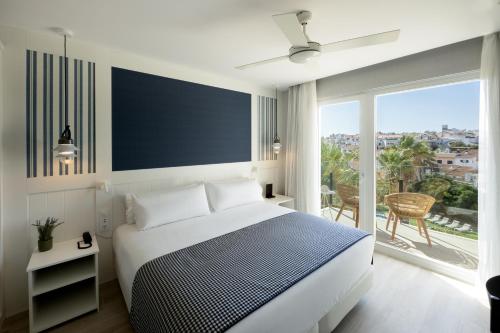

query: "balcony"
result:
(321, 207), (478, 271)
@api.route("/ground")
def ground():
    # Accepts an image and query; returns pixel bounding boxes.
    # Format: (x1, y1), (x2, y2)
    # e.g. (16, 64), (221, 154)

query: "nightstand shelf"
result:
(32, 255), (96, 296)
(32, 278), (97, 332)
(27, 237), (99, 333)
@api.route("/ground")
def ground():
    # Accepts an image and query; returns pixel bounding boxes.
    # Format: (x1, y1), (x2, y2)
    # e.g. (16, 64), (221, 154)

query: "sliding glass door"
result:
(375, 81), (479, 272)
(319, 74), (480, 279)
(320, 100), (362, 228)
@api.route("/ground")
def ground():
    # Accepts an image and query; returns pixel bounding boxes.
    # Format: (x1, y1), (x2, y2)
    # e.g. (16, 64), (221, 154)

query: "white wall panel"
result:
(45, 191), (65, 220)
(27, 193), (48, 249)
(111, 162), (280, 229)
(27, 189), (95, 250)
(63, 189), (95, 240)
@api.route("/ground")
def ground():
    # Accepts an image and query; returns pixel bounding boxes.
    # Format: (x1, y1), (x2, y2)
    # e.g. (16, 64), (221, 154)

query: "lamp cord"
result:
(64, 34), (68, 128)
(275, 88), (278, 138)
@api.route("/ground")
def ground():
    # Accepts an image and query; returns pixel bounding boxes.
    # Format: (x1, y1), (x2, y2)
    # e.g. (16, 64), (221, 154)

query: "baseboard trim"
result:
(0, 309), (28, 329)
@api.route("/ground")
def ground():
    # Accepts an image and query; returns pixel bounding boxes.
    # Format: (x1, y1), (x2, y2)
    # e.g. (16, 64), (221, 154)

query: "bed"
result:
(113, 200), (373, 333)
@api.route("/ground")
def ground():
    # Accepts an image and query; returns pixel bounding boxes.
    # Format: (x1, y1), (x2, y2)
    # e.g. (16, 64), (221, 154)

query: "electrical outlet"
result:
(101, 217), (109, 231)
(96, 188), (113, 238)
(98, 213), (112, 237)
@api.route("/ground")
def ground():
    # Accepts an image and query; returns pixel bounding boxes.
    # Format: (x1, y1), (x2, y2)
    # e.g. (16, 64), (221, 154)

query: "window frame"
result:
(318, 70), (480, 284)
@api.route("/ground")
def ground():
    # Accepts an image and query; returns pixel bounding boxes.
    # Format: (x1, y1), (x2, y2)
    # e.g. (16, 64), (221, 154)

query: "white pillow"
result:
(206, 178), (263, 212)
(131, 184), (211, 231)
(125, 193), (135, 224)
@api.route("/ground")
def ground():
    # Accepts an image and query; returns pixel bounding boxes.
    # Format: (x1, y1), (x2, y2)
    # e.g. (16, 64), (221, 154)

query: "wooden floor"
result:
(1, 253), (489, 333)
(333, 253), (489, 333)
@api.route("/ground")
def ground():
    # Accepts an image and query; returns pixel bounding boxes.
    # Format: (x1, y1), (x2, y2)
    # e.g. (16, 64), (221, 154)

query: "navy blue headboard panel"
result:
(112, 67), (251, 171)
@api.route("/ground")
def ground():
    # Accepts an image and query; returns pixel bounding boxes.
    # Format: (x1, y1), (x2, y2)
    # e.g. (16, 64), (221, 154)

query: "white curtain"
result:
(478, 32), (500, 286)
(285, 81), (320, 215)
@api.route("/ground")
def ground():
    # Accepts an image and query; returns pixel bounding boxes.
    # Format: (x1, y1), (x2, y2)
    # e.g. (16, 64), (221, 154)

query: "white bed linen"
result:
(113, 202), (373, 333)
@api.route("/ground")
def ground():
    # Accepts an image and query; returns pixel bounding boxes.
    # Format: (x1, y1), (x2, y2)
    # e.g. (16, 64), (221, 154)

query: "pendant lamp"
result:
(273, 88), (281, 154)
(52, 28), (78, 164)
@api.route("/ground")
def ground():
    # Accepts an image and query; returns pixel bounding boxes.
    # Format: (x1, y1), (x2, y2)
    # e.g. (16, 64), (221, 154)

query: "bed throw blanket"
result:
(130, 212), (370, 333)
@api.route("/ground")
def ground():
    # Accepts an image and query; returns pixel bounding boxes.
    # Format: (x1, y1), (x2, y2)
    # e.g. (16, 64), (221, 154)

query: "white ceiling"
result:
(0, 0), (499, 88)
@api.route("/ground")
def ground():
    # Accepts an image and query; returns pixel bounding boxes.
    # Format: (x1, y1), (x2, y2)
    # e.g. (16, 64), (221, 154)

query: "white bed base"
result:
(115, 255), (373, 333)
(312, 267), (373, 333)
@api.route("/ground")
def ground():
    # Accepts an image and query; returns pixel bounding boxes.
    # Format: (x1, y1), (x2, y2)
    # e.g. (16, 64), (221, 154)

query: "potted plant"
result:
(32, 217), (63, 252)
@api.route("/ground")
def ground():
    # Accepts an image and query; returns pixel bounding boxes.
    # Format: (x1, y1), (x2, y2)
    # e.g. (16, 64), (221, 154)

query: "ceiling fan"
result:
(236, 11), (400, 70)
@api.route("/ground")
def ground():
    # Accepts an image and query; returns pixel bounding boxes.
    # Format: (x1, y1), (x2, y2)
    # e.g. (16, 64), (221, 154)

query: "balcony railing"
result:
(321, 206), (478, 270)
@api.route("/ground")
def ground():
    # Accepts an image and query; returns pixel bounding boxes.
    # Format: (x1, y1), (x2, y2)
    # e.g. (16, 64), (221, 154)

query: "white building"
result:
(454, 151), (478, 169)
(377, 134), (401, 149)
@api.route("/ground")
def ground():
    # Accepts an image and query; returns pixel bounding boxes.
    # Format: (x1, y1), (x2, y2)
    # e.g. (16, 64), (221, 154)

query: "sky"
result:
(320, 81), (480, 136)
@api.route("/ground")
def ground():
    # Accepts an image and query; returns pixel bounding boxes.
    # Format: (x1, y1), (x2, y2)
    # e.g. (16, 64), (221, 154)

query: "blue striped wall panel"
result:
(111, 67), (252, 171)
(257, 96), (277, 161)
(25, 50), (96, 178)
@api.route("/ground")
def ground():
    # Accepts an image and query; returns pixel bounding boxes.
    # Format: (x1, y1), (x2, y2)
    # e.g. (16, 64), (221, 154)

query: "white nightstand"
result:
(264, 194), (294, 207)
(26, 236), (99, 333)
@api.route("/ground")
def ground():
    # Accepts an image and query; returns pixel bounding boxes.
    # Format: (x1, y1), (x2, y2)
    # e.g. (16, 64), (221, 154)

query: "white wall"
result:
(0, 39), (5, 321)
(316, 37), (482, 100)
(0, 24), (282, 316)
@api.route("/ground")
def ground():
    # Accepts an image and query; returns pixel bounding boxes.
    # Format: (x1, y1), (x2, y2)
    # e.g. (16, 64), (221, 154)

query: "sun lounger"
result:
(434, 217), (450, 226)
(445, 220), (460, 229)
(454, 224), (472, 232)
(429, 215), (442, 223)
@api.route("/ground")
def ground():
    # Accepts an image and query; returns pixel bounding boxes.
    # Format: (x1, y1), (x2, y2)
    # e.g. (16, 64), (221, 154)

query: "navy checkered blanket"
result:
(130, 212), (370, 333)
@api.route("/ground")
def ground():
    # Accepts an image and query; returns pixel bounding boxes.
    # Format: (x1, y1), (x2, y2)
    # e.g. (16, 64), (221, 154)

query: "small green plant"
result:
(32, 217), (63, 241)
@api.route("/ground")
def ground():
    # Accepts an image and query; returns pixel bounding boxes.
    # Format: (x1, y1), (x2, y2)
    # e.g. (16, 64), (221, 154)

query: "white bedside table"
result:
(26, 236), (99, 333)
(264, 194), (294, 207)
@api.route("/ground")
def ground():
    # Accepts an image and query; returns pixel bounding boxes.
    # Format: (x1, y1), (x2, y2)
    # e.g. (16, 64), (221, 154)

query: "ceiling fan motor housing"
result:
(297, 11), (312, 25)
(289, 41), (321, 63)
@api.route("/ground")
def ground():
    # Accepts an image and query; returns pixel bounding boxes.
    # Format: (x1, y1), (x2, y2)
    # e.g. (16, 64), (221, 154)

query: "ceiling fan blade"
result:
(321, 29), (400, 53)
(272, 12), (309, 47)
(235, 55), (289, 70)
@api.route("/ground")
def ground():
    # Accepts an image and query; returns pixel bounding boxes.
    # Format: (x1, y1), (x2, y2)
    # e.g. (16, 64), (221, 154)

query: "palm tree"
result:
(321, 141), (359, 187)
(399, 136), (435, 181)
(378, 148), (414, 192)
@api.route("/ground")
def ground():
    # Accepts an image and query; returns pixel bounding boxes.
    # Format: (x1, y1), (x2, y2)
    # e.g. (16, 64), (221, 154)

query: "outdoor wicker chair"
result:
(335, 183), (360, 228)
(385, 192), (435, 246)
